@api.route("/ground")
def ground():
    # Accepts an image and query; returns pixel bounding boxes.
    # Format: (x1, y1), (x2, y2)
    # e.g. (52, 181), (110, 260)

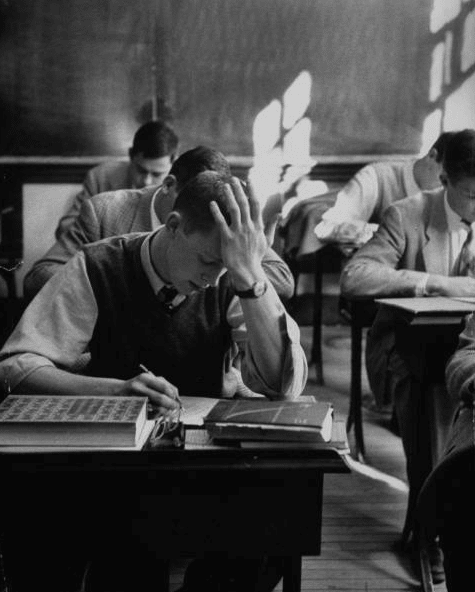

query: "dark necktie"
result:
(456, 222), (475, 277)
(157, 285), (179, 309)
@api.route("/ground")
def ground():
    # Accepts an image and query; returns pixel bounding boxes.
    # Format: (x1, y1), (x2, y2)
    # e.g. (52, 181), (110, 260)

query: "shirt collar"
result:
(443, 190), (469, 232)
(140, 230), (167, 295)
(150, 187), (163, 230)
(403, 160), (420, 196)
(140, 230), (187, 307)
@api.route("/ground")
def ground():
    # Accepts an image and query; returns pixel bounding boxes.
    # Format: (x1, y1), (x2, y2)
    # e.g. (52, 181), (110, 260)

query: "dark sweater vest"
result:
(83, 234), (235, 396)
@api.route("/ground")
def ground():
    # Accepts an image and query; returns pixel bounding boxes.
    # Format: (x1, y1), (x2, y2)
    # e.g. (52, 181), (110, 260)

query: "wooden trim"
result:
(0, 153), (416, 185)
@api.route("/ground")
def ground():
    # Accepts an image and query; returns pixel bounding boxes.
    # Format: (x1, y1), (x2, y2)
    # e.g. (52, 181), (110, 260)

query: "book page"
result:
(180, 397), (218, 427)
(0, 420), (155, 453)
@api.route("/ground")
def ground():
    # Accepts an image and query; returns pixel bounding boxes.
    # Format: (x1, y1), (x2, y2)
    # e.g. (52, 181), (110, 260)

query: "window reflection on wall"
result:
(422, 0), (475, 151)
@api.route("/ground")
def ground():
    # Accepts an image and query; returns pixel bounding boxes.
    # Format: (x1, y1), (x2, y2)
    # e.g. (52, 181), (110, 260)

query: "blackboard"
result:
(0, 0), (470, 158)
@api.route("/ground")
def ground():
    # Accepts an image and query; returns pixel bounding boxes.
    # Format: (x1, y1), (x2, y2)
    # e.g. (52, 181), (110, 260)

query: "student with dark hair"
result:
(55, 119), (179, 237)
(24, 146), (294, 302)
(341, 128), (475, 585)
(0, 172), (307, 592)
(314, 131), (456, 244)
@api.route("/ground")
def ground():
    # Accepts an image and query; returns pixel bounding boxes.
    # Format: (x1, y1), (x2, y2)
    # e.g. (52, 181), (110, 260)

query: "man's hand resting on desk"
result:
(425, 275), (475, 297)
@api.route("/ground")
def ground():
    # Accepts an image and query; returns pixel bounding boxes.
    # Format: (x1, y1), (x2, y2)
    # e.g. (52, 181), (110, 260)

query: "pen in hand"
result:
(139, 364), (184, 411)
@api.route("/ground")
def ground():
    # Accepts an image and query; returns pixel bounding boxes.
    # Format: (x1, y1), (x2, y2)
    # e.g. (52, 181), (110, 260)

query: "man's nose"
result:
(142, 173), (155, 187)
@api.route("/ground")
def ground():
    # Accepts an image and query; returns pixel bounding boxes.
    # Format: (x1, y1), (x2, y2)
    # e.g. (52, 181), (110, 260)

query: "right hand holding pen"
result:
(117, 373), (180, 415)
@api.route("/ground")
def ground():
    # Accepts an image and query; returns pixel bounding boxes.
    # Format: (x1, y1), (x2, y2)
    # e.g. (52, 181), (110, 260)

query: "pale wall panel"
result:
(16, 184), (81, 297)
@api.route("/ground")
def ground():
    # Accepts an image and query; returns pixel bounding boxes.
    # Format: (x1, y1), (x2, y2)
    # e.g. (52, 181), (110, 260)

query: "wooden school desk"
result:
(0, 443), (349, 592)
(343, 296), (475, 460)
(375, 296), (474, 542)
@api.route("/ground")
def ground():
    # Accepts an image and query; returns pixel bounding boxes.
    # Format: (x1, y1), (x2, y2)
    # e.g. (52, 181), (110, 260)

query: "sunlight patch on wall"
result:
(252, 99), (282, 157)
(282, 71), (312, 131)
(429, 42), (445, 101)
(462, 8), (475, 71)
(443, 71), (475, 129)
(421, 110), (443, 154)
(430, 0), (462, 33)
(251, 71), (313, 208)
(283, 117), (311, 164)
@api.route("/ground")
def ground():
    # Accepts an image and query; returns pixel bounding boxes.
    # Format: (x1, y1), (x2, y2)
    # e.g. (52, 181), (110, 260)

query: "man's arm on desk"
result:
(340, 203), (475, 298)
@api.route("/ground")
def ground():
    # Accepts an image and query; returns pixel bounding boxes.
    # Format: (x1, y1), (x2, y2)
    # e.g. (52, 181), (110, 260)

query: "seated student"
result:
(444, 333), (475, 591)
(0, 172), (307, 592)
(314, 131), (453, 246)
(340, 128), (475, 584)
(55, 119), (179, 238)
(24, 146), (294, 302)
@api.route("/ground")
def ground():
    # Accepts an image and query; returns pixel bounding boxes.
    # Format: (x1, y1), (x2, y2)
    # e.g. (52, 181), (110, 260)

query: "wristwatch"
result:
(235, 280), (267, 299)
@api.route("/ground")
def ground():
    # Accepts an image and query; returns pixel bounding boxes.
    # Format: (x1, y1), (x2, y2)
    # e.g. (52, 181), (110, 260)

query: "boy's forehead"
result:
(187, 227), (221, 258)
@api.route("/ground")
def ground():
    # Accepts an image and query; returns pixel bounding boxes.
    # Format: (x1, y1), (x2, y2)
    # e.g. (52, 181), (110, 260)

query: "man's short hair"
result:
(169, 146), (231, 191)
(443, 129), (475, 184)
(173, 170), (234, 234)
(130, 120), (179, 159)
(431, 131), (456, 164)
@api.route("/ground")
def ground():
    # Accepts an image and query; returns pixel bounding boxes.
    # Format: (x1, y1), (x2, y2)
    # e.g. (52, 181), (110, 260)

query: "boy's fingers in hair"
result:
(221, 182), (242, 227)
(210, 200), (232, 235)
(230, 177), (251, 223)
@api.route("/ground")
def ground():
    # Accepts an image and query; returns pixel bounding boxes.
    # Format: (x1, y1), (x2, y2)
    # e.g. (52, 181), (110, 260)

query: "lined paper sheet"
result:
(180, 397), (218, 427)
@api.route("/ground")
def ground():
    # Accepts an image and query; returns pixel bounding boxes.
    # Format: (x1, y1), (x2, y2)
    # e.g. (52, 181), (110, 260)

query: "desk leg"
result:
(346, 322), (365, 459)
(311, 250), (324, 385)
(282, 556), (301, 592)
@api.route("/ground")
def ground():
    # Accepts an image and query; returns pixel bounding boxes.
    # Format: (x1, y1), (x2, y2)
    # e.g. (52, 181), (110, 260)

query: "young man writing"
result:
(0, 171), (307, 591)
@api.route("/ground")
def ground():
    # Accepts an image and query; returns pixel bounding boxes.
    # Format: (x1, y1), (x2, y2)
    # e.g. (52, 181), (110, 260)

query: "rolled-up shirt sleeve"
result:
(0, 252), (97, 392)
(227, 296), (307, 399)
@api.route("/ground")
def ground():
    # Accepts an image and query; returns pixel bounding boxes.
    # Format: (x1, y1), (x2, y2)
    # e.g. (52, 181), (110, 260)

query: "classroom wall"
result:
(17, 184), (81, 297)
(1, 0), (474, 161)
(1, 0), (474, 298)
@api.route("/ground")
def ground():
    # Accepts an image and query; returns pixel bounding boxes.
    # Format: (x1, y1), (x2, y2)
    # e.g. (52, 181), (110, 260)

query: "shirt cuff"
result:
(415, 273), (430, 297)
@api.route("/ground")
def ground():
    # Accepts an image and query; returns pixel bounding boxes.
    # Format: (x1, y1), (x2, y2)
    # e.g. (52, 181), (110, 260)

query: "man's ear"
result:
(165, 211), (182, 234)
(428, 147), (438, 161)
(440, 171), (448, 186)
(162, 174), (177, 193)
(128, 147), (135, 160)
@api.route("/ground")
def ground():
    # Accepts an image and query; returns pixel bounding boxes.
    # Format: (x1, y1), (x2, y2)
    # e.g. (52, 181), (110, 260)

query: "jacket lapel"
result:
(422, 189), (450, 275)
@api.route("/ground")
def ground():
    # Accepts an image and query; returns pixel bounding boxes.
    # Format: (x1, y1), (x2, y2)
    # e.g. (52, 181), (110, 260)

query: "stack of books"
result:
(203, 398), (335, 446)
